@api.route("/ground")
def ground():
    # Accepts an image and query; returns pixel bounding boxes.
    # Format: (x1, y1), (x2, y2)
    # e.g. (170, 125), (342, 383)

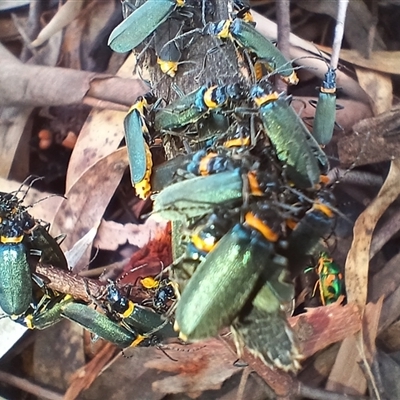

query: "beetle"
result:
(124, 94), (157, 199)
(251, 83), (328, 189)
(152, 169), (243, 221)
(18, 291), (74, 330)
(0, 184), (68, 316)
(62, 302), (146, 348)
(174, 205), (287, 341)
(154, 83), (245, 132)
(231, 276), (302, 372)
(186, 149), (235, 176)
(185, 211), (236, 261)
(105, 282), (177, 339)
(108, 0), (185, 53)
(228, 0), (254, 23)
(140, 277), (178, 314)
(152, 167), (273, 221)
(26, 221), (68, 270)
(150, 154), (194, 193)
(305, 252), (344, 305)
(285, 191), (337, 278)
(311, 67), (337, 146)
(154, 14), (185, 77)
(0, 216), (33, 317)
(207, 18), (298, 85)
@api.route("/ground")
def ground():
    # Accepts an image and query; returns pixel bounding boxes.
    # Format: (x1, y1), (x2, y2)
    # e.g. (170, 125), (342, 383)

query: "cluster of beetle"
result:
(0, 0), (345, 375)
(109, 0), (345, 372)
(0, 184), (180, 350)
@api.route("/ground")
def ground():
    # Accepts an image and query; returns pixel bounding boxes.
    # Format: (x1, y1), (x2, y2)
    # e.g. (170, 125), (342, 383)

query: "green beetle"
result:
(175, 205), (286, 341)
(305, 252), (344, 306)
(108, 0), (185, 53)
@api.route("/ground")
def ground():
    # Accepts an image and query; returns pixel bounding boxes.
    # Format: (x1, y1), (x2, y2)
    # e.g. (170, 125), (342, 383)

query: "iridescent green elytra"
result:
(251, 85), (329, 189)
(312, 67), (337, 146)
(0, 242), (32, 316)
(108, 0), (184, 53)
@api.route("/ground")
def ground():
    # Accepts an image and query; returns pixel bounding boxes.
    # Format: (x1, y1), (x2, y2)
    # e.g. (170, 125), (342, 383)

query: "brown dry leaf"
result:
(318, 46), (400, 75)
(0, 43), (147, 108)
(145, 339), (239, 395)
(362, 298), (383, 365)
(94, 217), (165, 251)
(0, 11), (27, 40)
(221, 335), (297, 399)
(338, 104), (400, 167)
(355, 68), (393, 114)
(369, 251), (400, 304)
(290, 302), (362, 359)
(326, 299), (383, 396)
(379, 284), (400, 334)
(65, 228), (97, 270)
(294, 0), (385, 54)
(31, 0), (85, 47)
(369, 251), (400, 334)
(0, 106), (33, 178)
(33, 320), (85, 395)
(64, 342), (116, 400)
(252, 11), (371, 104)
(379, 320), (400, 352)
(0, 30), (62, 178)
(345, 159), (400, 309)
(61, 1), (114, 71)
(65, 108), (127, 190)
(298, 344), (340, 387)
(66, 54), (137, 190)
(51, 147), (129, 272)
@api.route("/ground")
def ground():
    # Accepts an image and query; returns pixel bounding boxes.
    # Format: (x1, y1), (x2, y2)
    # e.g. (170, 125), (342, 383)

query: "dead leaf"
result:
(294, 0), (386, 55)
(355, 68), (392, 114)
(0, 1), (29, 12)
(220, 335), (298, 399)
(369, 251), (400, 334)
(0, 44), (147, 108)
(31, 0), (85, 47)
(51, 147), (129, 272)
(145, 340), (239, 395)
(290, 302), (362, 359)
(375, 350), (400, 399)
(326, 299), (383, 396)
(65, 228), (98, 270)
(318, 47), (400, 75)
(379, 320), (400, 352)
(33, 319), (85, 394)
(345, 159), (400, 309)
(0, 29), (63, 179)
(0, 106), (33, 178)
(64, 342), (116, 400)
(369, 251), (400, 304)
(94, 217), (165, 251)
(66, 54), (137, 190)
(61, 1), (114, 71)
(337, 105), (400, 166)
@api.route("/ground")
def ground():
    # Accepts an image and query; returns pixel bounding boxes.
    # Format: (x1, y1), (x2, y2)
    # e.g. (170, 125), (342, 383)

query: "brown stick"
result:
(0, 370), (64, 400)
(0, 44), (148, 108)
(35, 264), (149, 304)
